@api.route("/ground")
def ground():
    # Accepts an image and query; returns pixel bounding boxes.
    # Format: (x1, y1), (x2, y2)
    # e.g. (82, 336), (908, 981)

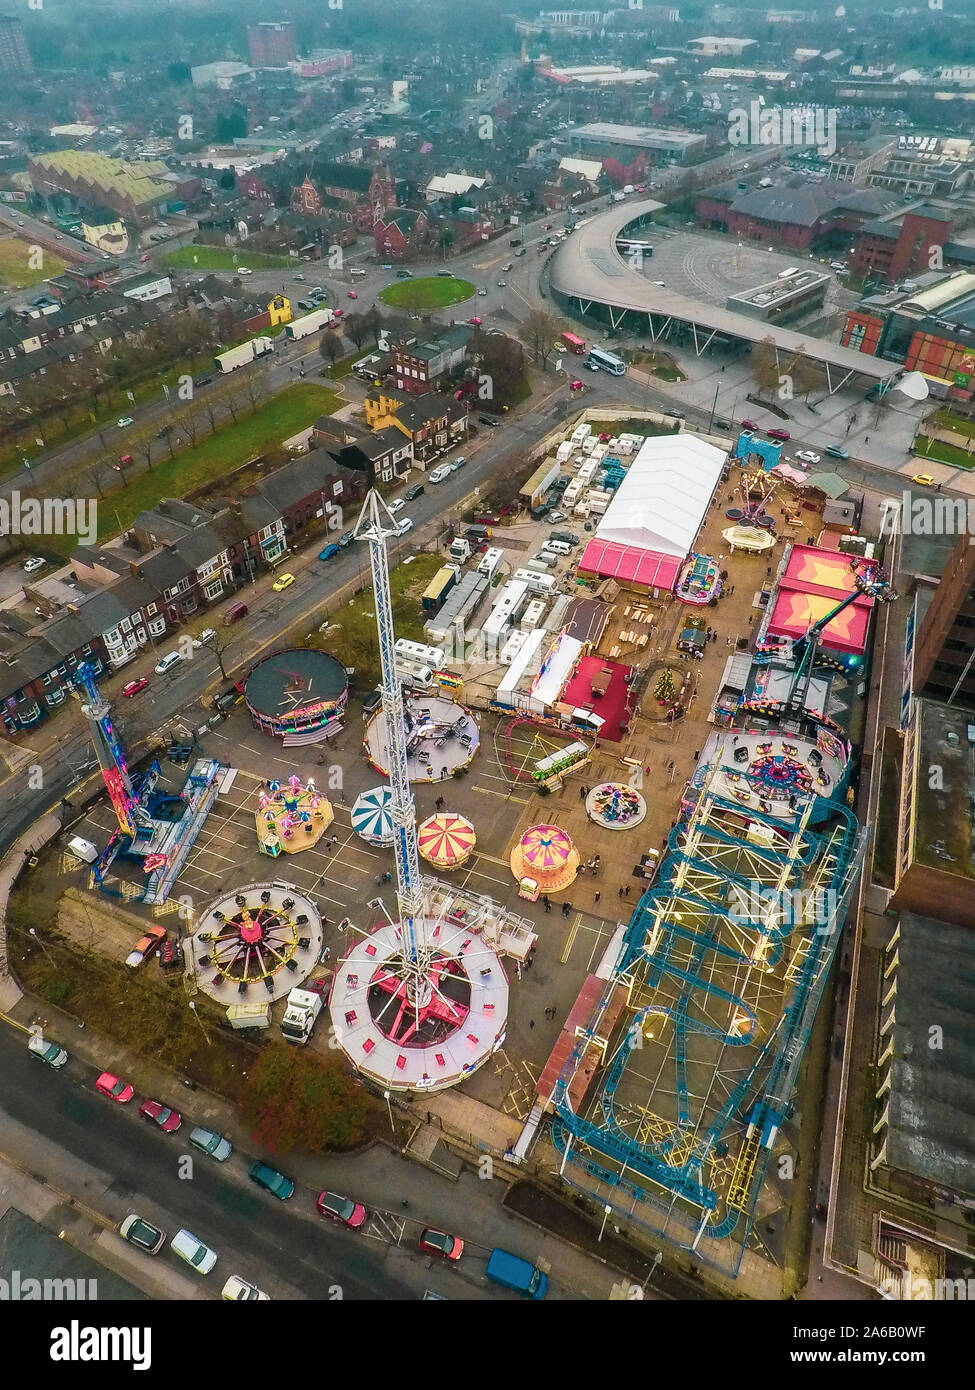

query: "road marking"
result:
(561, 916), (580, 964)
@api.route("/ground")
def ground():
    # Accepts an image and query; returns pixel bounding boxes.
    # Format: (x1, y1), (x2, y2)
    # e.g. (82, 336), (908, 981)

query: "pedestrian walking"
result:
(435, 795), (445, 810)
(542, 894), (550, 913)
(525, 955), (532, 969)
(579, 785), (586, 800)
(624, 885), (630, 897)
(578, 863), (586, 875)
(529, 1019), (535, 1030)
(619, 886), (625, 898)
(594, 890), (601, 904)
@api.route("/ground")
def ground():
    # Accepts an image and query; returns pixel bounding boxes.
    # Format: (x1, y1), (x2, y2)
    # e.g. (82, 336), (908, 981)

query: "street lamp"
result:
(188, 999), (212, 1046)
(383, 1088), (395, 1133)
(598, 1203), (613, 1242)
(28, 927), (53, 961)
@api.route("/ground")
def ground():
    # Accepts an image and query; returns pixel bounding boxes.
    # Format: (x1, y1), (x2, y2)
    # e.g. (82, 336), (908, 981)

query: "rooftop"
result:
(913, 698), (975, 880)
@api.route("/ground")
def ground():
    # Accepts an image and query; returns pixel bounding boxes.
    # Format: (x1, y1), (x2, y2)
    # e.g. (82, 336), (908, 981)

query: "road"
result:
(0, 1028), (505, 1300)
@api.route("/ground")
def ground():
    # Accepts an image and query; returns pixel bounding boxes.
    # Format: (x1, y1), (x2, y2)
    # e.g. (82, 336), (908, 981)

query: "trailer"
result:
(214, 335), (274, 373)
(284, 307), (334, 340)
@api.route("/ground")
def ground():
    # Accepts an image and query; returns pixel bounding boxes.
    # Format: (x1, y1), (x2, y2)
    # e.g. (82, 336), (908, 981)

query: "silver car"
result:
(188, 1126), (233, 1162)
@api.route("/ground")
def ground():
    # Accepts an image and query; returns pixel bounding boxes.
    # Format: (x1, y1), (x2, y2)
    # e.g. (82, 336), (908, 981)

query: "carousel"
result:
(675, 552), (722, 606)
(351, 786), (394, 846)
(586, 782), (647, 831)
(255, 775), (332, 857)
(509, 822), (580, 899)
(188, 882), (324, 1005)
(418, 813), (476, 870)
(721, 523), (776, 554)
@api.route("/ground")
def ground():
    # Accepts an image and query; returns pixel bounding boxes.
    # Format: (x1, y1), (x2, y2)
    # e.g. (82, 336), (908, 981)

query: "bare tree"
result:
(83, 458), (112, 499)
(518, 309), (560, 369)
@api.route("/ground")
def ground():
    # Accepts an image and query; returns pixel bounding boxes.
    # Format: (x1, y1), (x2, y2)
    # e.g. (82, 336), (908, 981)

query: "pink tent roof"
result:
(579, 539), (682, 590)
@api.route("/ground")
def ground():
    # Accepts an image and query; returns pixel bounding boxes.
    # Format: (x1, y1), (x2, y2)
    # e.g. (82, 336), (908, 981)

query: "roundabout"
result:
(377, 275), (474, 312)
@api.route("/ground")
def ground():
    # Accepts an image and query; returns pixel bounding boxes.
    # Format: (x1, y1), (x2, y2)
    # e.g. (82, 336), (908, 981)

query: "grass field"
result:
(163, 245), (294, 271)
(41, 383), (342, 554)
(0, 235), (67, 289)
(378, 275), (474, 311)
(914, 435), (975, 470)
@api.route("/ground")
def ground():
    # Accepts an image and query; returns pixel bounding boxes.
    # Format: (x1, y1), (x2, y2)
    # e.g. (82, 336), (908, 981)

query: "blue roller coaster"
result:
(551, 745), (864, 1278)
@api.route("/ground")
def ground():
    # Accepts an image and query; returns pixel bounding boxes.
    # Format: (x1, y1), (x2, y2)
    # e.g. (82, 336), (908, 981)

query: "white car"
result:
(795, 450), (821, 464)
(222, 1275), (270, 1301)
(23, 555), (45, 573)
(428, 465), (451, 484)
(194, 629), (216, 647)
(170, 1229), (217, 1275)
(154, 651), (183, 675)
(237, 267), (252, 276)
(394, 517), (414, 536)
(477, 289), (488, 296)
(387, 498), (406, 514)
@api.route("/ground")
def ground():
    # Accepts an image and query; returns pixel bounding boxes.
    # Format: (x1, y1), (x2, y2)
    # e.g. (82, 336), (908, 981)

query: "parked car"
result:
(570, 379), (584, 391)
(120, 1216), (165, 1255)
(911, 472), (935, 487)
(95, 1072), (134, 1104)
(125, 925), (166, 968)
(429, 464), (451, 484)
(139, 1099), (182, 1133)
(117, 416), (134, 428)
(547, 511), (567, 525)
(394, 517), (414, 535)
(338, 529), (356, 548)
(478, 414), (500, 428)
(222, 1275), (269, 1301)
(188, 1126), (233, 1162)
(766, 428), (790, 442)
(795, 450), (821, 464)
(387, 498), (406, 514)
(27, 1034), (68, 1068)
(23, 556), (45, 573)
(316, 1190), (367, 1228)
(224, 601), (248, 624)
(740, 419), (758, 431)
(153, 650), (183, 676)
(418, 1228), (464, 1261)
(121, 677), (149, 698)
(450, 455), (467, 471)
(824, 444), (850, 460)
(272, 572), (295, 592)
(237, 268), (252, 276)
(502, 263), (513, 271)
(170, 1229), (217, 1275)
(404, 483), (425, 501)
(318, 544), (340, 561)
(248, 1161), (295, 1200)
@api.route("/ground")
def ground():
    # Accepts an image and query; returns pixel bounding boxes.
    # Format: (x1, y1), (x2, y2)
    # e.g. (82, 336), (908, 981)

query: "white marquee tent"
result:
(594, 433), (727, 558)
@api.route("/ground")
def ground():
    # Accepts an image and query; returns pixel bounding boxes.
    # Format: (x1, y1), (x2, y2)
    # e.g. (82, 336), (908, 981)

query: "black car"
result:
(477, 414), (500, 428)
(404, 484), (425, 501)
(531, 502), (555, 520)
(193, 372), (214, 388)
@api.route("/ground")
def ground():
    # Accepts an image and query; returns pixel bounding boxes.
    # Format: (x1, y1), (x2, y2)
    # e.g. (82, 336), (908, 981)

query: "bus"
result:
(586, 346), (626, 376)
(616, 238), (653, 258)
(560, 331), (586, 354)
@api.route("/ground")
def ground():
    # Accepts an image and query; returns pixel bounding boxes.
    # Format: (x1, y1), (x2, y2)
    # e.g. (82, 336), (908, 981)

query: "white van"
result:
(349, 268), (367, 278)
(67, 835), (99, 865)
(429, 464), (451, 484)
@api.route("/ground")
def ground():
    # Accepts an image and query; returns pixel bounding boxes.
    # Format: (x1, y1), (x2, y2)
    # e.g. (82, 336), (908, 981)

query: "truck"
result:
(214, 336), (273, 373)
(421, 565), (460, 614)
(284, 307), (334, 341)
(448, 537), (472, 563)
(225, 1002), (271, 1029)
(280, 987), (323, 1044)
(485, 1248), (548, 1298)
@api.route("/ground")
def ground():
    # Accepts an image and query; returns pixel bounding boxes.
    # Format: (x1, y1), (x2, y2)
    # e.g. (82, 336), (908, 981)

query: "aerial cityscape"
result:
(0, 0), (972, 1338)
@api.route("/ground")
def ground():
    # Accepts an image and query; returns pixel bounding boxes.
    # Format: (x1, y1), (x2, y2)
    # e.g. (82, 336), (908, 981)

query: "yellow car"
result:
(272, 572), (295, 592)
(911, 473), (935, 487)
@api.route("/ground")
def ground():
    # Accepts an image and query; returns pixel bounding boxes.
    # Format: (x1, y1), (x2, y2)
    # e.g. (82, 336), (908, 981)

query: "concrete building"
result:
(566, 122), (706, 165)
(688, 36), (757, 57)
(190, 61), (254, 90)
(0, 13), (31, 78)
(726, 267), (830, 324)
(247, 21), (296, 69)
(28, 152), (172, 229)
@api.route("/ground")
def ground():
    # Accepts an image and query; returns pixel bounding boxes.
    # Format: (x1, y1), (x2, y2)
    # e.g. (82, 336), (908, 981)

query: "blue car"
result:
(318, 544), (340, 561)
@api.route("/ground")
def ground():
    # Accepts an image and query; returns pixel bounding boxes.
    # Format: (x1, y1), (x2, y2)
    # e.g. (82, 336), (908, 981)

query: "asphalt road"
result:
(0, 1028), (434, 1299)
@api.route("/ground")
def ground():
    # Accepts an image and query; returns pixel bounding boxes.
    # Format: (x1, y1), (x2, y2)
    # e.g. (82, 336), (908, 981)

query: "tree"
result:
(344, 312), (367, 351)
(518, 309), (560, 369)
(83, 459), (112, 499)
(319, 331), (342, 367)
(750, 337), (780, 398)
(129, 426), (155, 473)
(219, 168), (236, 191)
(240, 1042), (370, 1154)
(654, 668), (677, 703)
(189, 621), (236, 681)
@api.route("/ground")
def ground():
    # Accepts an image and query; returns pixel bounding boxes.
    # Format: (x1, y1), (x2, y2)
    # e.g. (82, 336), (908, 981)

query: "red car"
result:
(122, 677), (149, 698)
(468, 316), (482, 326)
(570, 379), (583, 391)
(347, 290), (357, 299)
(740, 419), (758, 432)
(96, 1072), (134, 1104)
(139, 1099), (182, 1133)
(316, 1190), (367, 1229)
(418, 1228), (464, 1261)
(766, 428), (790, 441)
